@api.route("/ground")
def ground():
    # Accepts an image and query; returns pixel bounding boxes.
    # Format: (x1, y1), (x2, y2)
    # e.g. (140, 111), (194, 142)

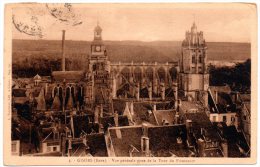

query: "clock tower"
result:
(88, 23), (110, 73)
(87, 23), (111, 106)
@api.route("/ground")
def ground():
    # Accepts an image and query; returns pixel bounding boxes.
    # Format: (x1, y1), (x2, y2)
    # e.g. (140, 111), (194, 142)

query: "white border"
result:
(0, 0), (259, 167)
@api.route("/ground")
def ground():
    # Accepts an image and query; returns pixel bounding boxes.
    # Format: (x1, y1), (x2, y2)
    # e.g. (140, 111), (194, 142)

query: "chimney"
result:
(221, 140), (228, 157)
(174, 112), (179, 124)
(173, 82), (178, 108)
(114, 112), (122, 139)
(112, 76), (117, 98)
(185, 119), (193, 133)
(235, 92), (239, 102)
(153, 79), (158, 95)
(153, 104), (156, 112)
(114, 112), (119, 127)
(197, 138), (206, 157)
(68, 136), (72, 157)
(148, 83), (152, 100)
(178, 99), (182, 108)
(61, 30), (66, 71)
(135, 84), (140, 101)
(160, 82), (165, 100)
(45, 83), (48, 97)
(141, 123), (149, 156)
(94, 106), (99, 123)
(215, 90), (218, 104)
(130, 101), (134, 115)
(100, 104), (103, 118)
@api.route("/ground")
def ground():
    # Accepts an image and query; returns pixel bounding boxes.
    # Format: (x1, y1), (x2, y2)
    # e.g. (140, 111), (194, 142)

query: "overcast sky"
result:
(12, 3), (256, 42)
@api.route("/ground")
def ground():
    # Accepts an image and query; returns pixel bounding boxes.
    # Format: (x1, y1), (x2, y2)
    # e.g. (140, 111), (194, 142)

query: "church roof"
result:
(34, 74), (41, 80)
(52, 71), (85, 82)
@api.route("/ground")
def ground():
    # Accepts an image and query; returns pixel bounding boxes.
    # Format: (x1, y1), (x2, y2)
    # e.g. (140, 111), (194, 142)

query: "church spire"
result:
(94, 22), (102, 40)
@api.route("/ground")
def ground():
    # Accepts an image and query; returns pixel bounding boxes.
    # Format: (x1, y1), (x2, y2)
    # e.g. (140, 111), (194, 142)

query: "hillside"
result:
(12, 39), (251, 64)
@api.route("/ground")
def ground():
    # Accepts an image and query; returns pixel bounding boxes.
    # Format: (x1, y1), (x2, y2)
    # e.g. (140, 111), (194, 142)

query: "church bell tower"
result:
(179, 22), (209, 104)
(88, 22), (110, 73)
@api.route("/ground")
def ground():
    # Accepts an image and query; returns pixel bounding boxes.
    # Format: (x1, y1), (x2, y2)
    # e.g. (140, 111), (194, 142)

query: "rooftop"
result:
(52, 71), (85, 82)
(108, 125), (193, 157)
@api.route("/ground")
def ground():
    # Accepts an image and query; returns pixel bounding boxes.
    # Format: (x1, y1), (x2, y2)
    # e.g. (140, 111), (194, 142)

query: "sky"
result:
(12, 3), (256, 42)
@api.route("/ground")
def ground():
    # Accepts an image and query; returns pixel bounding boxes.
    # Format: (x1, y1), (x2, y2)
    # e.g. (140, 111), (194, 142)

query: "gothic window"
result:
(199, 55), (203, 63)
(192, 55), (196, 64)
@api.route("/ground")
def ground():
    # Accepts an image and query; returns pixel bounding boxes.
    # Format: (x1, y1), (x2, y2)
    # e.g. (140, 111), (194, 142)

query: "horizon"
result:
(12, 38), (251, 44)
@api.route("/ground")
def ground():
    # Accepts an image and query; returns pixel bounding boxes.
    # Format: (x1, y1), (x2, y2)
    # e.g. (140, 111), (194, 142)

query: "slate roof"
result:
(108, 125), (192, 157)
(240, 94), (250, 102)
(83, 133), (108, 157)
(112, 99), (127, 115)
(209, 85), (231, 94)
(184, 112), (220, 142)
(109, 126), (143, 157)
(100, 115), (129, 132)
(180, 101), (202, 113)
(208, 87), (236, 113)
(153, 110), (176, 126)
(52, 71), (85, 82)
(13, 88), (27, 97)
(132, 102), (157, 125)
(215, 123), (250, 157)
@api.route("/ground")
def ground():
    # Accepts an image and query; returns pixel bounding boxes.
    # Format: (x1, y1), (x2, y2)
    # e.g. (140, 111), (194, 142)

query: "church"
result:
(45, 21), (209, 112)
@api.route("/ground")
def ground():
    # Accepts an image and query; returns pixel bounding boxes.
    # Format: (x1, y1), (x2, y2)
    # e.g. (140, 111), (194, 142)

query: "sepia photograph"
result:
(3, 2), (257, 165)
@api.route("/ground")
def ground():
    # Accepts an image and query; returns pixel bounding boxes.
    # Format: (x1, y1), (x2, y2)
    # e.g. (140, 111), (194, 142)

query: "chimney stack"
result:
(197, 138), (206, 157)
(215, 90), (218, 104)
(160, 82), (165, 100)
(221, 140), (228, 157)
(94, 106), (99, 123)
(130, 101), (134, 115)
(173, 82), (178, 108)
(185, 119), (193, 133)
(114, 112), (119, 127)
(141, 123), (150, 156)
(153, 104), (156, 112)
(135, 84), (140, 101)
(100, 104), (103, 117)
(148, 82), (152, 100)
(62, 30), (66, 71)
(114, 112), (122, 139)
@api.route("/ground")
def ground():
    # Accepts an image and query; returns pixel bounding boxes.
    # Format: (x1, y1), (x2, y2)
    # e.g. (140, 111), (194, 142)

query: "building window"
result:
(223, 116), (227, 122)
(11, 143), (16, 152)
(54, 132), (59, 140)
(47, 146), (51, 152)
(199, 55), (203, 63)
(192, 55), (196, 63)
(192, 67), (196, 73)
(212, 116), (217, 122)
(53, 146), (57, 152)
(198, 67), (202, 73)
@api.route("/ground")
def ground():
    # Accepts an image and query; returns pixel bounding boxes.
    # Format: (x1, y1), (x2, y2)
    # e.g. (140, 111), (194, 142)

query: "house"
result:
(106, 123), (194, 157)
(208, 86), (238, 128)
